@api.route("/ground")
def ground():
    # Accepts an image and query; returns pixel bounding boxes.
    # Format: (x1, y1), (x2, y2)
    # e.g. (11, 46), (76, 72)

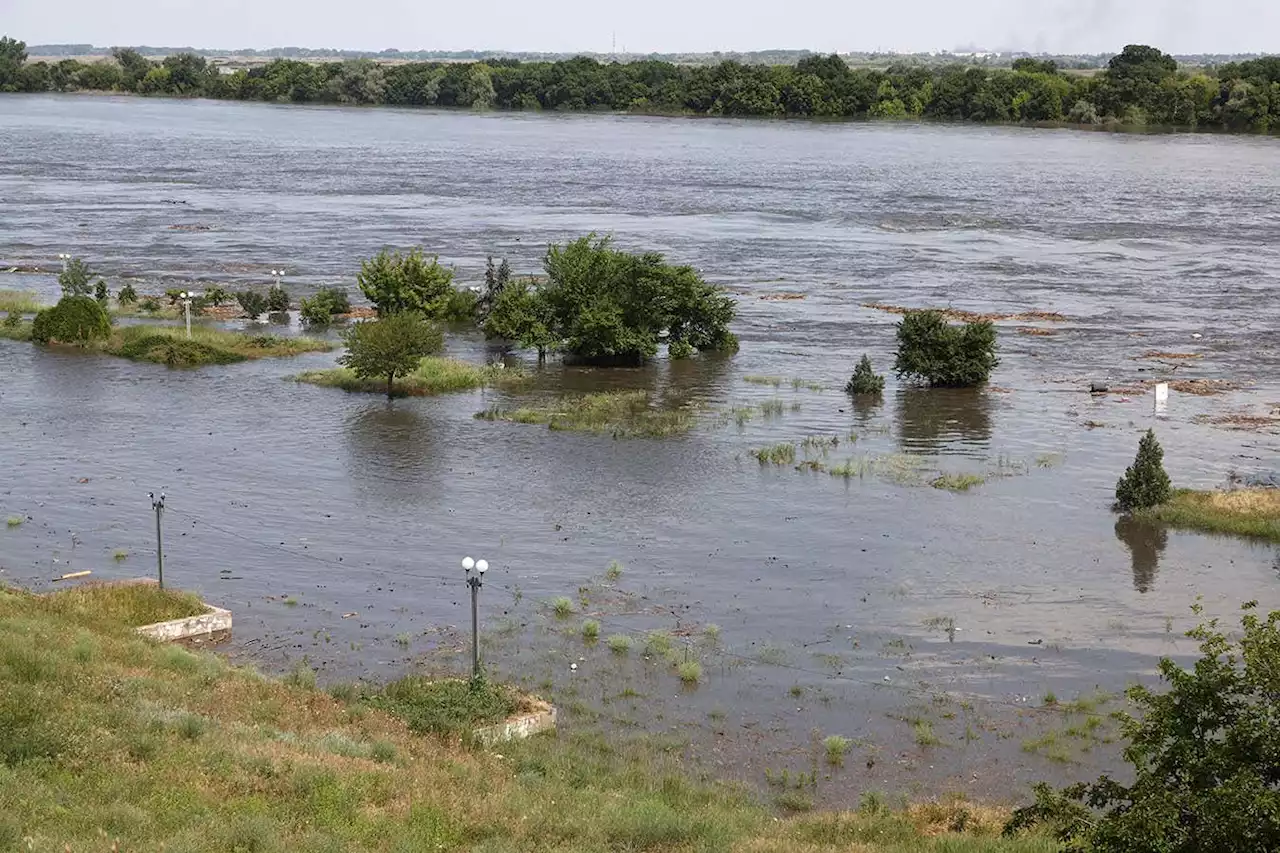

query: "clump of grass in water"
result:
(758, 399), (785, 418)
(107, 325), (331, 367)
(750, 443), (796, 465)
(581, 620), (600, 642)
(0, 318), (32, 341)
(607, 634), (633, 655)
(644, 631), (674, 657)
(5, 516), (23, 528)
(791, 377), (824, 392)
(823, 735), (851, 766)
(551, 597), (575, 618)
(744, 375), (782, 387)
(605, 560), (623, 581)
(42, 583), (206, 627)
(703, 623), (721, 643)
(477, 390), (694, 438)
(800, 435), (839, 454)
(297, 357), (526, 397)
(112, 550), (128, 561)
(913, 720), (941, 747)
(394, 632), (411, 648)
(677, 660), (702, 684)
(931, 472), (986, 492)
(0, 290), (42, 314)
(828, 453), (929, 486)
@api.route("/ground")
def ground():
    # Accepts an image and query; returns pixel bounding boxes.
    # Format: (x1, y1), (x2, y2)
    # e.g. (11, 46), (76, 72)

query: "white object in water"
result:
(1154, 382), (1169, 415)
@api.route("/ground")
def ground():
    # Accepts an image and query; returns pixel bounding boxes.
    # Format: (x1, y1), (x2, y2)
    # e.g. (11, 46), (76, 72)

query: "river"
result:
(2, 93), (1278, 801)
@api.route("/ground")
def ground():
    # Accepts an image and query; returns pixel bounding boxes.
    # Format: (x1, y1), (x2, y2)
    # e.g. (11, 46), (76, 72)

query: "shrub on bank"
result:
(1007, 602), (1280, 851)
(266, 284), (290, 312)
(894, 310), (998, 387)
(31, 296), (111, 345)
(236, 290), (268, 320)
(117, 283), (138, 305)
(299, 287), (351, 326)
(1115, 429), (1172, 511)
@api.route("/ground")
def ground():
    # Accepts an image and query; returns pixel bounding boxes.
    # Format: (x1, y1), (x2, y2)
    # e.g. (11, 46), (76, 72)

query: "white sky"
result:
(5, 0), (1279, 55)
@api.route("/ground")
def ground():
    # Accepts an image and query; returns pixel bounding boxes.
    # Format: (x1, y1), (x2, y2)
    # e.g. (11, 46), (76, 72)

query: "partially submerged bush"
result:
(57, 257), (95, 298)
(1115, 429), (1172, 511)
(266, 284), (290, 313)
(204, 285), (230, 307)
(117, 283), (138, 304)
(1007, 602), (1280, 851)
(845, 354), (885, 395)
(31, 296), (111, 345)
(236, 290), (268, 320)
(338, 313), (444, 398)
(894, 310), (998, 387)
(299, 287), (351, 326)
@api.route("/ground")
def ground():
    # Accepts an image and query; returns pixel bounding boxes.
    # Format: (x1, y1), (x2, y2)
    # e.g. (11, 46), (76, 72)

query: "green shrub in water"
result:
(1115, 429), (1172, 511)
(894, 310), (998, 387)
(117, 283), (138, 304)
(31, 296), (111, 345)
(845, 354), (885, 395)
(237, 290), (269, 320)
(266, 285), (291, 313)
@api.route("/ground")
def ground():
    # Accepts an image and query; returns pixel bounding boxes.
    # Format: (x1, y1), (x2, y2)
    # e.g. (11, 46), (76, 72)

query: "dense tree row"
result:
(3, 36), (1278, 131)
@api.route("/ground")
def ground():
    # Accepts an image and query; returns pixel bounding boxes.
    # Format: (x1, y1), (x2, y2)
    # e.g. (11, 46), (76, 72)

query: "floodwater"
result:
(2, 93), (1279, 802)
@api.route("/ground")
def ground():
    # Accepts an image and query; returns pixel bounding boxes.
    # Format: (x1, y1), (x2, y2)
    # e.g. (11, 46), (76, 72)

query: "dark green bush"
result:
(266, 285), (290, 313)
(1007, 602), (1280, 852)
(299, 287), (351, 326)
(893, 310), (998, 387)
(443, 288), (479, 324)
(139, 296), (160, 312)
(58, 257), (94, 297)
(112, 331), (243, 367)
(93, 280), (108, 304)
(164, 288), (185, 305)
(204, 285), (230, 307)
(3, 311), (20, 328)
(1115, 429), (1172, 511)
(117, 283), (138, 304)
(845, 354), (885, 395)
(31, 296), (111, 345)
(236, 290), (268, 320)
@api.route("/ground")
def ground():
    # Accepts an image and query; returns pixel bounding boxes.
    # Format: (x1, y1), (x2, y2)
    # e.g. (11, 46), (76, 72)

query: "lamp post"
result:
(58, 253), (71, 274)
(179, 291), (193, 338)
(148, 492), (165, 588)
(462, 556), (488, 680)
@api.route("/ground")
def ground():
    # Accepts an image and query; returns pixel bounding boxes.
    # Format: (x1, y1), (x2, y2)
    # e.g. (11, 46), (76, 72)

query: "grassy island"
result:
(1138, 488), (1280, 542)
(477, 390), (697, 438)
(293, 357), (524, 397)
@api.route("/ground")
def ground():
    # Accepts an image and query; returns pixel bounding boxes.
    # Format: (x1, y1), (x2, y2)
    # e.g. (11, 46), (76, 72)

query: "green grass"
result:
(677, 660), (703, 684)
(41, 582), (207, 627)
(0, 584), (1056, 853)
(605, 560), (623, 581)
(607, 634), (633, 655)
(105, 325), (331, 367)
(644, 631), (674, 657)
(703, 623), (721, 643)
(759, 398), (785, 417)
(112, 550), (129, 561)
(828, 453), (929, 486)
(0, 320), (33, 341)
(0, 290), (43, 314)
(581, 619), (600, 642)
(6, 516), (23, 528)
(363, 676), (522, 736)
(931, 473), (987, 492)
(477, 390), (695, 438)
(751, 443), (797, 465)
(913, 720), (941, 747)
(551, 597), (575, 618)
(744, 375), (783, 387)
(1138, 488), (1280, 542)
(295, 357), (525, 397)
(824, 735), (851, 766)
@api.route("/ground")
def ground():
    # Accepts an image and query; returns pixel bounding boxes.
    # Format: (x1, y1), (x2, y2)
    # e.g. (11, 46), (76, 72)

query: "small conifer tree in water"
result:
(1115, 429), (1172, 511)
(845, 354), (885, 395)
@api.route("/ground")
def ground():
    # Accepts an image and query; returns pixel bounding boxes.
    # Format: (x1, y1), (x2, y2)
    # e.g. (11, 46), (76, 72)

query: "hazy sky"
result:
(7, 0), (1279, 54)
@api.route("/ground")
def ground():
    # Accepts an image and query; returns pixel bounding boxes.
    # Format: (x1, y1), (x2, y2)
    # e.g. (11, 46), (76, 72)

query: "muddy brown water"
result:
(2, 93), (1279, 804)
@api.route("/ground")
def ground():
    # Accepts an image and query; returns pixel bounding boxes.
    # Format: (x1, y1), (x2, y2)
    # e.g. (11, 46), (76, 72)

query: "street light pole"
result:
(149, 492), (165, 588)
(462, 556), (489, 680)
(179, 291), (193, 339)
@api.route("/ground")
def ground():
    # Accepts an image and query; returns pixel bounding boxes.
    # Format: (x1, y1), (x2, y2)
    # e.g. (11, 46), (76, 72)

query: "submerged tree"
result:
(339, 313), (443, 398)
(1115, 428), (1172, 511)
(357, 249), (456, 318)
(893, 310), (998, 387)
(845, 354), (885, 395)
(484, 235), (736, 364)
(57, 257), (96, 298)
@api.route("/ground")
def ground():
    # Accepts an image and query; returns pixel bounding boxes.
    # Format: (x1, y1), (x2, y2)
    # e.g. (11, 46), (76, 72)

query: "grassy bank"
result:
(102, 326), (332, 366)
(41, 582), (207, 627)
(1139, 487), (1280, 541)
(0, 290), (44, 314)
(0, 584), (1054, 852)
(294, 357), (524, 397)
(477, 390), (696, 438)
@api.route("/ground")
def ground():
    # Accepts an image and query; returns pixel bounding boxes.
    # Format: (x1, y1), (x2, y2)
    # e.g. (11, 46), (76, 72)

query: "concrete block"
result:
(471, 697), (558, 746)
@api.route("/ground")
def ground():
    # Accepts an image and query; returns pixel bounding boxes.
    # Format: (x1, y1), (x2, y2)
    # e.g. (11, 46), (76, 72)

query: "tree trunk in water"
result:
(386, 372), (394, 399)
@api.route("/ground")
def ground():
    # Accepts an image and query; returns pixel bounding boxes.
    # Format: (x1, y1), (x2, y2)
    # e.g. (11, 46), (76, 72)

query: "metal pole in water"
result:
(150, 492), (165, 588)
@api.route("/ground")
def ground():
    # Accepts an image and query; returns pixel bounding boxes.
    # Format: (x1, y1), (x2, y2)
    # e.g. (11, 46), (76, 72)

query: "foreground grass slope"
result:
(0, 586), (1055, 852)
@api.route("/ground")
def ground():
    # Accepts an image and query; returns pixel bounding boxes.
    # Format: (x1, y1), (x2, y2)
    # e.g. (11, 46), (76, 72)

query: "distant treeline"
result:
(3, 37), (1279, 131)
